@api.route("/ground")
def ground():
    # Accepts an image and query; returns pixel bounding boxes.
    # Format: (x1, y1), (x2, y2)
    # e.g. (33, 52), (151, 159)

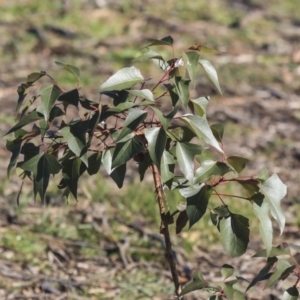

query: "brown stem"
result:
(151, 163), (182, 297)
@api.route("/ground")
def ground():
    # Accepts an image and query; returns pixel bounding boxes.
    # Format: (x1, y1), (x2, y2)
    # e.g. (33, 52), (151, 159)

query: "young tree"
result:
(5, 36), (299, 299)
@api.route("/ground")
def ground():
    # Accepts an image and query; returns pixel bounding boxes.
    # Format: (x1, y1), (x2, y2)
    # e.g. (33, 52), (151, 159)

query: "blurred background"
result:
(0, 0), (300, 299)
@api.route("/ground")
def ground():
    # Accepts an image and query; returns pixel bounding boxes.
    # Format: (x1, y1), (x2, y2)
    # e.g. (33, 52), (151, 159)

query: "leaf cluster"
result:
(4, 36), (291, 298)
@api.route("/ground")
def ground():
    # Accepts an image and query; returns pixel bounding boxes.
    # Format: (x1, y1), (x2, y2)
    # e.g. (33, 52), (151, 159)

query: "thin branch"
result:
(150, 163), (182, 298)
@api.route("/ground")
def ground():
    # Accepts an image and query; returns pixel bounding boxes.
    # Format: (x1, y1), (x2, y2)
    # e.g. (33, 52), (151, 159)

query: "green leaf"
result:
(150, 106), (178, 131)
(20, 153), (43, 175)
(180, 271), (207, 296)
(5, 111), (44, 136)
(127, 89), (155, 102)
(198, 59), (222, 94)
(180, 114), (223, 153)
(194, 160), (231, 183)
(27, 72), (46, 83)
(115, 108), (147, 143)
(110, 163), (126, 188)
(289, 243), (300, 253)
(186, 185), (212, 228)
(211, 124), (224, 143)
(256, 167), (270, 182)
(253, 244), (290, 258)
(264, 260), (295, 289)
(55, 61), (80, 82)
(188, 45), (220, 54)
(190, 96), (210, 117)
(227, 156), (249, 173)
(137, 152), (151, 182)
(259, 174), (287, 234)
(176, 142), (202, 181)
(22, 153), (61, 201)
(134, 49), (164, 61)
(253, 201), (273, 256)
(145, 127), (167, 169)
(160, 150), (175, 185)
(238, 179), (260, 196)
(182, 51), (200, 83)
(6, 138), (23, 177)
(58, 89), (79, 107)
(176, 210), (188, 234)
(112, 136), (145, 168)
(221, 264), (234, 279)
(283, 287), (299, 300)
(61, 157), (83, 199)
(99, 66), (144, 92)
(174, 77), (190, 107)
(246, 257), (277, 291)
(164, 83), (179, 106)
(87, 152), (102, 175)
(145, 35), (173, 47)
(102, 148), (114, 175)
(219, 214), (249, 257)
(40, 85), (62, 121)
(60, 125), (88, 166)
(179, 184), (203, 198)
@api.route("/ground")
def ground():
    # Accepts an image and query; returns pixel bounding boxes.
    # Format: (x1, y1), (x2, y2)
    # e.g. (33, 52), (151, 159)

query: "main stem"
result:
(151, 163), (182, 297)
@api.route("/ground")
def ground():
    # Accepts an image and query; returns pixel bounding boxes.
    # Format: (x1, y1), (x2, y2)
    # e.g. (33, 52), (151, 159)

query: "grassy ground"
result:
(1, 0), (300, 299)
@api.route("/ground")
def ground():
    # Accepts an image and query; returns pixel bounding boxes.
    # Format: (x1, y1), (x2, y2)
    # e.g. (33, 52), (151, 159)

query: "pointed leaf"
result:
(99, 66), (144, 92)
(145, 36), (173, 47)
(174, 77), (190, 107)
(182, 51), (200, 83)
(227, 156), (249, 173)
(110, 163), (126, 188)
(138, 152), (151, 181)
(160, 150), (175, 184)
(176, 210), (188, 234)
(102, 148), (114, 175)
(62, 157), (82, 199)
(60, 126), (88, 166)
(145, 127), (167, 169)
(87, 152), (102, 175)
(186, 185), (212, 228)
(58, 89), (79, 107)
(150, 106), (178, 131)
(5, 111), (44, 136)
(115, 108), (147, 143)
(219, 214), (249, 257)
(134, 49), (164, 61)
(55, 61), (80, 82)
(176, 142), (202, 181)
(253, 201), (273, 256)
(40, 85), (62, 121)
(211, 124), (224, 143)
(194, 160), (230, 183)
(246, 257), (277, 291)
(264, 260), (295, 289)
(190, 96), (210, 117)
(180, 114), (223, 153)
(188, 45), (220, 54)
(180, 271), (207, 296)
(259, 174), (287, 234)
(112, 136), (145, 168)
(256, 167), (270, 182)
(127, 89), (155, 102)
(199, 59), (222, 94)
(6, 138), (23, 177)
(283, 287), (299, 300)
(221, 264), (234, 279)
(164, 83), (179, 106)
(26, 73), (45, 85)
